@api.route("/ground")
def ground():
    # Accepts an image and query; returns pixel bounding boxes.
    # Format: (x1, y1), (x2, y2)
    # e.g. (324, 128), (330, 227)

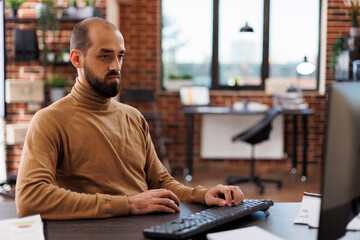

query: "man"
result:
(15, 17), (244, 219)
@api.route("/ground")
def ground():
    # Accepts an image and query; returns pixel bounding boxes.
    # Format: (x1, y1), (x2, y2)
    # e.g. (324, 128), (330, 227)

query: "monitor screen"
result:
(318, 82), (360, 240)
(179, 86), (210, 106)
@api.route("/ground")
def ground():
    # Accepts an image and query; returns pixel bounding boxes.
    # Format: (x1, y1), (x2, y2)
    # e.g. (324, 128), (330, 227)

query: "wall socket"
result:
(6, 79), (44, 103)
(6, 123), (29, 145)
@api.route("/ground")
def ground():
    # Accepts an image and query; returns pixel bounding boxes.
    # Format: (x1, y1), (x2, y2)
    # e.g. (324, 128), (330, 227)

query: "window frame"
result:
(161, 0), (322, 91)
(212, 0), (269, 91)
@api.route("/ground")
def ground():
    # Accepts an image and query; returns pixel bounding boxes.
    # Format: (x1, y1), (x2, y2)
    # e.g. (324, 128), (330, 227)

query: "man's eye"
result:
(100, 55), (109, 59)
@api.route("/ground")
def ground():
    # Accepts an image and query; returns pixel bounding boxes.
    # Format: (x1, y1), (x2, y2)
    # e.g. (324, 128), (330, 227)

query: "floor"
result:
(0, 160), (322, 203)
(173, 160), (321, 202)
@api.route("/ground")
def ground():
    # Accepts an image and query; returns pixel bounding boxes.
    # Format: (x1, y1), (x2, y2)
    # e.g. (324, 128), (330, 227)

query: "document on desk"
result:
(293, 192), (321, 228)
(206, 226), (285, 240)
(294, 192), (360, 231)
(0, 214), (44, 240)
(346, 213), (360, 231)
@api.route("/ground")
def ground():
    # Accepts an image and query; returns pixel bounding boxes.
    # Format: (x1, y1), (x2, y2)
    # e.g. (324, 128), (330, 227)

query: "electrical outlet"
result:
(6, 123), (30, 145)
(6, 79), (44, 103)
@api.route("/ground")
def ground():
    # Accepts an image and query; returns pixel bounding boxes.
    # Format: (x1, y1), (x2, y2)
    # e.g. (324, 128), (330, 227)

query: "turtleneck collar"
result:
(70, 78), (111, 110)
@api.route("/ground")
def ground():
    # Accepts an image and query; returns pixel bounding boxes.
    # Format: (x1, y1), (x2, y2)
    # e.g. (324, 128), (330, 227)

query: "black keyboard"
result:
(143, 199), (274, 239)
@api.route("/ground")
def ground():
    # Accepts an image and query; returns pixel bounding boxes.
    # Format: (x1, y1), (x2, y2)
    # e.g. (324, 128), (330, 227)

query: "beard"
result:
(83, 61), (121, 98)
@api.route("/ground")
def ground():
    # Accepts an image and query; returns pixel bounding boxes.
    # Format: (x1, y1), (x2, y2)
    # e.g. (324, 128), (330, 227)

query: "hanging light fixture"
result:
(239, 22), (254, 33)
(296, 56), (316, 75)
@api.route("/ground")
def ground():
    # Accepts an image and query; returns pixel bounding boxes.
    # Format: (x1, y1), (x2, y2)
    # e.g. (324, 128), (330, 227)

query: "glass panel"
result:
(269, 0), (319, 90)
(218, 0), (263, 87)
(0, 0), (6, 183)
(162, 0), (212, 90)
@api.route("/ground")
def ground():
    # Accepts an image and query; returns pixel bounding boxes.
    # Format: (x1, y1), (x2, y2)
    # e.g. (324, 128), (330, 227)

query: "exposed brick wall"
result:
(118, 0), (351, 167)
(4, 0), (355, 174)
(4, 0), (107, 173)
(119, 0), (161, 91)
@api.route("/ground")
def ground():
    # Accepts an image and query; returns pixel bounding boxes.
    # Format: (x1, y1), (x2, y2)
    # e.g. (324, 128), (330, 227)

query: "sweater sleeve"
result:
(143, 122), (208, 204)
(15, 110), (129, 220)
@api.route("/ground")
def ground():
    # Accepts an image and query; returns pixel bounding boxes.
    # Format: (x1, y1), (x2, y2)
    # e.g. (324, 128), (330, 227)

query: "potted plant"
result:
(47, 74), (67, 102)
(6, 0), (26, 17)
(37, 0), (60, 64)
(343, 0), (360, 37)
(329, 36), (347, 79)
(78, 0), (94, 18)
(165, 73), (193, 91)
(57, 49), (71, 62)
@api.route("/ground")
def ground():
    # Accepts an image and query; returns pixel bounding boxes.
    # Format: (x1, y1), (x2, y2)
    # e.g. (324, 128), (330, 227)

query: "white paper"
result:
(0, 214), (45, 240)
(307, 195), (321, 228)
(294, 192), (321, 227)
(207, 226), (284, 240)
(346, 213), (360, 231)
(293, 196), (311, 225)
(294, 192), (360, 231)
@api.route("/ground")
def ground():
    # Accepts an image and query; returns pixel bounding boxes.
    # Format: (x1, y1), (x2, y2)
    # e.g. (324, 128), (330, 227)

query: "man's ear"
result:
(70, 49), (83, 68)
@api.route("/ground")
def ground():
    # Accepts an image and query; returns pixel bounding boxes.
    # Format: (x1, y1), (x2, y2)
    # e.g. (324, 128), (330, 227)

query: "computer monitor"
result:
(318, 82), (360, 240)
(179, 86), (210, 107)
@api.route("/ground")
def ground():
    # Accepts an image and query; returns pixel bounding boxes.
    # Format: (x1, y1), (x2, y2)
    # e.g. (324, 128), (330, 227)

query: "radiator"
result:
(200, 114), (284, 159)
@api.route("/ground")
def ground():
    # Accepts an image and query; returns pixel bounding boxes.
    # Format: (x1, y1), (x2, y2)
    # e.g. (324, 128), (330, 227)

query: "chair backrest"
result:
(123, 89), (161, 120)
(124, 89), (155, 103)
(232, 106), (280, 145)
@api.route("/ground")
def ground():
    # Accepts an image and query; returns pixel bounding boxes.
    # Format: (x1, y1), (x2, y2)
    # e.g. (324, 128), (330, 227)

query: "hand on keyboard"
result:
(204, 184), (245, 207)
(128, 189), (181, 215)
(143, 199), (274, 239)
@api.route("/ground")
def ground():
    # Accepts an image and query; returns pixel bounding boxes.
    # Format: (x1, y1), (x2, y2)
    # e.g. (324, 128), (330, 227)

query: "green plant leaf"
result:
(6, 0), (26, 10)
(46, 74), (66, 88)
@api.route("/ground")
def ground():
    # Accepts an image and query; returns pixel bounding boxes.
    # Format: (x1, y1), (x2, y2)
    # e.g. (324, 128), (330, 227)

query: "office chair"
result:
(226, 106), (282, 194)
(124, 89), (172, 174)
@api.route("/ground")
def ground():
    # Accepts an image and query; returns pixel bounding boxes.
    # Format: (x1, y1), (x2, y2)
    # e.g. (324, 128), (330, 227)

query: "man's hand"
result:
(128, 189), (181, 215)
(204, 184), (244, 207)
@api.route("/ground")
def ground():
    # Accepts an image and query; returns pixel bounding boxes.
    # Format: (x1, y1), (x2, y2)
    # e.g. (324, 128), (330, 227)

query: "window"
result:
(161, 0), (321, 91)
(268, 0), (319, 90)
(161, 0), (212, 90)
(218, 0), (263, 88)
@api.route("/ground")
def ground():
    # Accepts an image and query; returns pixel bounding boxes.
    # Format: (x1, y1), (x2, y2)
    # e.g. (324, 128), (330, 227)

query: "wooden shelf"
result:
(5, 12), (103, 23)
(5, 16), (86, 23)
(5, 17), (37, 23)
(7, 59), (72, 65)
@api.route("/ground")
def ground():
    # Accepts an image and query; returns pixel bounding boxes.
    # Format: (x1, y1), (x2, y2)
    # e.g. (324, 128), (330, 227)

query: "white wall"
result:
(201, 114), (284, 159)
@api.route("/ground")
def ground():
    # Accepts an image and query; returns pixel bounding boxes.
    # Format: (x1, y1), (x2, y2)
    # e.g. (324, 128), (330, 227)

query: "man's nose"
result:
(109, 58), (122, 72)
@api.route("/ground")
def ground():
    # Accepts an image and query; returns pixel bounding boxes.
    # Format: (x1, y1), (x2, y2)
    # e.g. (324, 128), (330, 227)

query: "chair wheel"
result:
(259, 188), (264, 195)
(277, 182), (282, 188)
(185, 175), (192, 182)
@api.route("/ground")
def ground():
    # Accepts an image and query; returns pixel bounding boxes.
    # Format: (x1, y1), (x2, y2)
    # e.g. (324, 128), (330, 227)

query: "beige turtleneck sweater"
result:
(15, 80), (207, 219)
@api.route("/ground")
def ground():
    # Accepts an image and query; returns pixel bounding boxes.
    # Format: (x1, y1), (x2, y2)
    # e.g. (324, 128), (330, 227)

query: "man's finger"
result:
(221, 186), (233, 207)
(155, 198), (180, 212)
(153, 204), (177, 213)
(156, 189), (181, 205)
(211, 197), (227, 206)
(228, 186), (244, 205)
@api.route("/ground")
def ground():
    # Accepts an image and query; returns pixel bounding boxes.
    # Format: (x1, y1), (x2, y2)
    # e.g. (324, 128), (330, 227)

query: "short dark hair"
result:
(70, 17), (117, 55)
